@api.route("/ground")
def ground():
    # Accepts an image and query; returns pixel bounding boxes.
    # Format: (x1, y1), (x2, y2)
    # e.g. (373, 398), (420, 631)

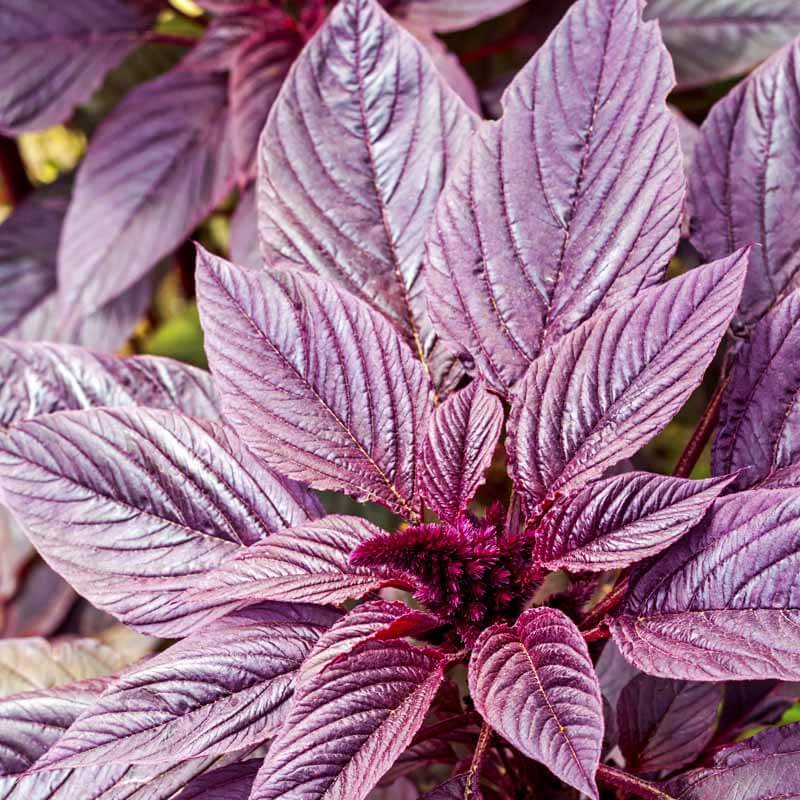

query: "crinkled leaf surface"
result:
(298, 600), (441, 684)
(421, 380), (503, 522)
(0, 638), (124, 696)
(191, 515), (387, 610)
(250, 638), (445, 800)
(197, 249), (431, 519)
(230, 14), (301, 181)
(645, 0), (800, 87)
(0, 751), (248, 800)
(664, 721), (800, 799)
(59, 67), (235, 319)
(537, 472), (733, 572)
(175, 759), (261, 799)
(34, 604), (336, 770)
(0, 678), (105, 776)
(617, 675), (722, 774)
(0, 340), (219, 431)
(425, 0), (685, 395)
(714, 290), (800, 490)
(383, 0), (526, 32)
(611, 489), (800, 680)
(690, 38), (800, 329)
(508, 252), (747, 514)
(0, 408), (320, 635)
(0, 0), (157, 133)
(469, 607), (603, 799)
(257, 0), (476, 392)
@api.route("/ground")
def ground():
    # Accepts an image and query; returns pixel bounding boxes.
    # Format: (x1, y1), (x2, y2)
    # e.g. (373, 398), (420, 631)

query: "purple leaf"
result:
(58, 67), (235, 320)
(34, 604), (336, 771)
(0, 340), (219, 431)
(537, 472), (734, 572)
(229, 15), (301, 181)
(191, 516), (388, 610)
(0, 562), (76, 639)
(174, 760), (261, 800)
(611, 489), (800, 681)
(420, 380), (503, 522)
(664, 721), (800, 799)
(250, 639), (445, 800)
(508, 251), (748, 514)
(713, 290), (800, 490)
(690, 38), (800, 329)
(0, 638), (126, 696)
(0, 0), (157, 134)
(718, 681), (800, 740)
(596, 640), (641, 712)
(673, 107), (699, 173)
(257, 0), (477, 392)
(196, 248), (431, 519)
(425, 0), (685, 395)
(617, 675), (722, 774)
(645, 0), (800, 88)
(0, 751), (251, 800)
(297, 600), (441, 683)
(384, 0), (527, 32)
(419, 775), (469, 799)
(0, 678), (106, 776)
(229, 185), (261, 269)
(0, 408), (320, 635)
(469, 607), (603, 799)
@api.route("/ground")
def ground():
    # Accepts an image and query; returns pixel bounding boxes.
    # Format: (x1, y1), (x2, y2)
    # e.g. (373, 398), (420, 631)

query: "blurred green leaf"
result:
(141, 302), (207, 368)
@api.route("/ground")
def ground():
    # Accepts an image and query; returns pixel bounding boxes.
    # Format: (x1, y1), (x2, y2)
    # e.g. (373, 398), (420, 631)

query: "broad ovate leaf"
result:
(59, 67), (235, 320)
(230, 15), (301, 180)
(0, 0), (157, 134)
(384, 0), (526, 32)
(257, 0), (477, 391)
(611, 489), (800, 680)
(34, 604), (336, 771)
(645, 0), (800, 87)
(0, 408), (320, 636)
(537, 472), (733, 572)
(0, 679), (105, 776)
(508, 251), (748, 514)
(0, 340), (219, 431)
(0, 638), (125, 696)
(196, 248), (431, 519)
(713, 290), (800, 490)
(425, 0), (685, 395)
(298, 600), (441, 683)
(664, 721), (800, 799)
(250, 639), (446, 800)
(617, 675), (722, 774)
(690, 38), (800, 329)
(469, 607), (603, 799)
(420, 380), (503, 522)
(191, 516), (388, 610)
(229, 185), (260, 269)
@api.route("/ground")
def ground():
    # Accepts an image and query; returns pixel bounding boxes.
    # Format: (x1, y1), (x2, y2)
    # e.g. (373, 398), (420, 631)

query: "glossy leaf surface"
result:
(714, 290), (800, 490)
(197, 249), (431, 519)
(0, 408), (320, 635)
(690, 38), (800, 328)
(537, 472), (733, 572)
(611, 489), (800, 680)
(257, 0), (476, 390)
(469, 607), (603, 798)
(508, 252), (747, 513)
(420, 381), (503, 522)
(250, 639), (445, 800)
(425, 0), (685, 394)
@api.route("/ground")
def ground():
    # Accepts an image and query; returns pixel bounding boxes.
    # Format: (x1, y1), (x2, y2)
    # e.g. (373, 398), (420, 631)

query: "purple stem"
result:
(597, 765), (674, 800)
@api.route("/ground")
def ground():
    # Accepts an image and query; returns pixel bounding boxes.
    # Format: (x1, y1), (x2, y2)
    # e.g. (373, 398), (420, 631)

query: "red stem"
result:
(0, 136), (32, 206)
(465, 722), (493, 797)
(580, 577), (630, 631)
(582, 624), (611, 643)
(144, 31), (197, 47)
(672, 376), (730, 479)
(596, 765), (674, 800)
